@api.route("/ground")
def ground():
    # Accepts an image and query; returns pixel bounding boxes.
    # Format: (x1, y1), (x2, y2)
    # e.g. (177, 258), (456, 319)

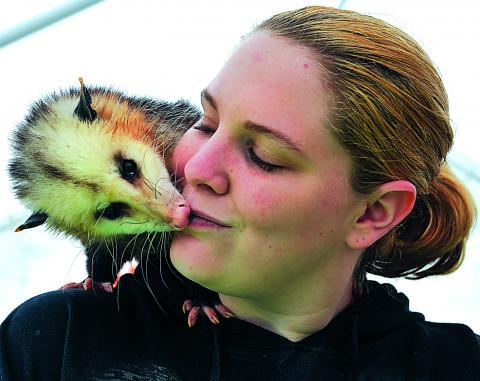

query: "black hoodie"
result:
(1, 264), (479, 381)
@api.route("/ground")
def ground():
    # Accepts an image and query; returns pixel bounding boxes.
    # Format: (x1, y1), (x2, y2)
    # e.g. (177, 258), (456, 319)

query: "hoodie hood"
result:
(116, 260), (479, 381)
(195, 281), (425, 349)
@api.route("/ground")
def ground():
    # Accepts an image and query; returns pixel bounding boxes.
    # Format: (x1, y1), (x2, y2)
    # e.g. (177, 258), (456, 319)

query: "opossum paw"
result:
(83, 277), (114, 293)
(182, 299), (235, 327)
(60, 281), (85, 290)
(60, 278), (113, 293)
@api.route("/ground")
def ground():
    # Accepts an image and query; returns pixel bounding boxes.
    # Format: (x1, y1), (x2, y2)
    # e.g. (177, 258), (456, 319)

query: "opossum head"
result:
(9, 80), (193, 240)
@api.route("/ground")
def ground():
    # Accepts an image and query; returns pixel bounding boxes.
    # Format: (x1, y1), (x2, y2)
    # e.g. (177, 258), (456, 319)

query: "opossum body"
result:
(8, 80), (232, 325)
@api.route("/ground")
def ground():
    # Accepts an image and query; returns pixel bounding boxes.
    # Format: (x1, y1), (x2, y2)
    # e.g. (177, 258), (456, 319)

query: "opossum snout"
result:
(168, 202), (190, 230)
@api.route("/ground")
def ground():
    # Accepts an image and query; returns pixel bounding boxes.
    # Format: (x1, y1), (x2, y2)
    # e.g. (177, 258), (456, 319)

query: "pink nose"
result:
(169, 203), (190, 230)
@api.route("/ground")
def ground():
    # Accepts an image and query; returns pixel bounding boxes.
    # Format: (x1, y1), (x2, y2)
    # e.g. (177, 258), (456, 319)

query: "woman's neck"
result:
(218, 275), (354, 342)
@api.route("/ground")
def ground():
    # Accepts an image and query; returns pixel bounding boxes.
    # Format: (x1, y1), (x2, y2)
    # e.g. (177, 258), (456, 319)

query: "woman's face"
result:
(170, 32), (361, 298)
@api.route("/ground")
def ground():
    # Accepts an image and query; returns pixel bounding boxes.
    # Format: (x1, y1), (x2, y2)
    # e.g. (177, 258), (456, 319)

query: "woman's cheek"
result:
(172, 129), (200, 180)
(247, 186), (284, 223)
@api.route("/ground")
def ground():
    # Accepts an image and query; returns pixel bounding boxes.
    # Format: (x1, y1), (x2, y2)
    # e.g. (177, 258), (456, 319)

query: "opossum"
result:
(8, 79), (230, 325)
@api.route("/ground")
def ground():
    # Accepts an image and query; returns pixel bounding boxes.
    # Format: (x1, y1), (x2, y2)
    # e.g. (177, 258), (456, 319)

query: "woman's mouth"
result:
(188, 210), (232, 229)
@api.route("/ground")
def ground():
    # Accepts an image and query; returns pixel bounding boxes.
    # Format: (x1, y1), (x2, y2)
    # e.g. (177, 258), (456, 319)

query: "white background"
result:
(0, 0), (479, 332)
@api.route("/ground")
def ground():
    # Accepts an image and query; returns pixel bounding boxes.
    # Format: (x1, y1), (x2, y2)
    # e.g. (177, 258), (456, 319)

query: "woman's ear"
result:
(346, 180), (416, 250)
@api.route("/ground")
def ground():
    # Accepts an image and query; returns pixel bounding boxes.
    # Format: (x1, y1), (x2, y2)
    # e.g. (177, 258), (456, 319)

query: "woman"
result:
(1, 6), (478, 381)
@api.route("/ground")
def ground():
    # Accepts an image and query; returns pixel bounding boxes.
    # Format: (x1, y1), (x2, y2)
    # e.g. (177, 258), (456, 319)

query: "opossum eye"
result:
(120, 159), (139, 182)
(95, 202), (130, 220)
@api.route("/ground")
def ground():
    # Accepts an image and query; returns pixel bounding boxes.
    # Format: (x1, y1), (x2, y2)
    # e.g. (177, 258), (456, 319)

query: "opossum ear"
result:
(15, 211), (48, 232)
(74, 77), (98, 122)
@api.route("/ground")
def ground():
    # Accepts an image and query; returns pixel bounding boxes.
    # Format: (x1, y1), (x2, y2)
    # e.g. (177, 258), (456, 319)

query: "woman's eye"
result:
(192, 120), (283, 172)
(247, 147), (283, 172)
(193, 122), (216, 134)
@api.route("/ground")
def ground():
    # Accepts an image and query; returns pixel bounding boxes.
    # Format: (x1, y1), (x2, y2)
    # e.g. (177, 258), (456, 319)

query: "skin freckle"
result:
(253, 52), (262, 62)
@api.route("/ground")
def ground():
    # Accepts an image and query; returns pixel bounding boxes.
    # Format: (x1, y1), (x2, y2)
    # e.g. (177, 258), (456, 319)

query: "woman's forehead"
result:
(221, 32), (321, 85)
(206, 32), (338, 158)
(209, 34), (327, 120)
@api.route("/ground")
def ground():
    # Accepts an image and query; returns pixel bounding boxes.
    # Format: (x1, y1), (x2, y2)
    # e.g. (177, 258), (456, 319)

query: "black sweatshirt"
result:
(1, 265), (479, 381)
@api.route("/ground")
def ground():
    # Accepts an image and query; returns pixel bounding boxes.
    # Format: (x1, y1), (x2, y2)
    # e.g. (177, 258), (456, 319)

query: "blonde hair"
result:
(254, 6), (476, 289)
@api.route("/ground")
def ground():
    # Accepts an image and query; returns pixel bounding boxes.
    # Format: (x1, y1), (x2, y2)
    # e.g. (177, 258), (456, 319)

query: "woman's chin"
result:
(170, 231), (224, 285)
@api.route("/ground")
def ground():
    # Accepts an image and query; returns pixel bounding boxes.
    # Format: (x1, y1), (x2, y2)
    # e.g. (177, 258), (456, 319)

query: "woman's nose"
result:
(183, 135), (229, 195)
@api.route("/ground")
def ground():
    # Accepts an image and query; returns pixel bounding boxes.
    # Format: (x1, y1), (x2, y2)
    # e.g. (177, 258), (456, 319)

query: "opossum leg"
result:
(60, 278), (113, 293)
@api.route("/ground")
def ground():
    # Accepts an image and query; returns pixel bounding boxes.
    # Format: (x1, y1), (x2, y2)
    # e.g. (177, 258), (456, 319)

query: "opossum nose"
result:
(169, 203), (191, 230)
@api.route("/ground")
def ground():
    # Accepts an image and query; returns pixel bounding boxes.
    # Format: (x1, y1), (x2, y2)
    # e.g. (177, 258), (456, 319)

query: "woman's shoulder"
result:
(0, 289), (110, 381)
(0, 288), (119, 350)
(0, 279), (183, 381)
(2, 288), (113, 328)
(421, 320), (480, 353)
(352, 282), (480, 378)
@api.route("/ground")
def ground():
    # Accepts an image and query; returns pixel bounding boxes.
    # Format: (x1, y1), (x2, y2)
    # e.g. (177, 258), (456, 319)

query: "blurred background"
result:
(0, 0), (478, 331)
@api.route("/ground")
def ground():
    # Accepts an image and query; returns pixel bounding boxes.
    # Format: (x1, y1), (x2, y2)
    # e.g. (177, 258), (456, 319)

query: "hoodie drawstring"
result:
(349, 313), (360, 381)
(209, 325), (222, 381)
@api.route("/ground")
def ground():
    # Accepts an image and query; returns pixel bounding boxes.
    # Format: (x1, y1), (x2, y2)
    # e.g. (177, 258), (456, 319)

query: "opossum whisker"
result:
(63, 247), (88, 286)
(88, 238), (113, 289)
(146, 232), (165, 290)
(141, 177), (157, 196)
(112, 236), (120, 279)
(119, 220), (149, 226)
(139, 231), (152, 286)
(162, 233), (186, 285)
(117, 237), (125, 274)
(141, 229), (167, 314)
(155, 177), (172, 198)
(142, 231), (153, 291)
(121, 234), (140, 264)
(150, 177), (170, 198)
(104, 237), (119, 276)
(152, 177), (173, 196)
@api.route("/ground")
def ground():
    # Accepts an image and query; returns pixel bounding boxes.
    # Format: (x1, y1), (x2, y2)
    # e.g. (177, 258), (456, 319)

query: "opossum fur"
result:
(9, 80), (200, 282)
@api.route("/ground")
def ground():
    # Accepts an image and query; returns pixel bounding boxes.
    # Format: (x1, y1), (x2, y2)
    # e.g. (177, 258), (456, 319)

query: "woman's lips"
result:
(188, 209), (232, 229)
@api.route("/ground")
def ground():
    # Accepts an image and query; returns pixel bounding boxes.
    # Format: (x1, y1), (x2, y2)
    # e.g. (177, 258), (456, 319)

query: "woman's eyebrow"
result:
(200, 88), (306, 157)
(200, 89), (217, 110)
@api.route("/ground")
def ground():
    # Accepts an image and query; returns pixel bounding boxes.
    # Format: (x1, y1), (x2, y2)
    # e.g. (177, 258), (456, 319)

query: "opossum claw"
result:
(202, 306), (220, 324)
(214, 303), (235, 319)
(182, 299), (193, 314)
(15, 211), (48, 232)
(187, 307), (201, 328)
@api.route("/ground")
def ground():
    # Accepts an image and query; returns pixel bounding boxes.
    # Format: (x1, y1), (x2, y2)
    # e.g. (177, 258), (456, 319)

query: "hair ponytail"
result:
(364, 165), (476, 279)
